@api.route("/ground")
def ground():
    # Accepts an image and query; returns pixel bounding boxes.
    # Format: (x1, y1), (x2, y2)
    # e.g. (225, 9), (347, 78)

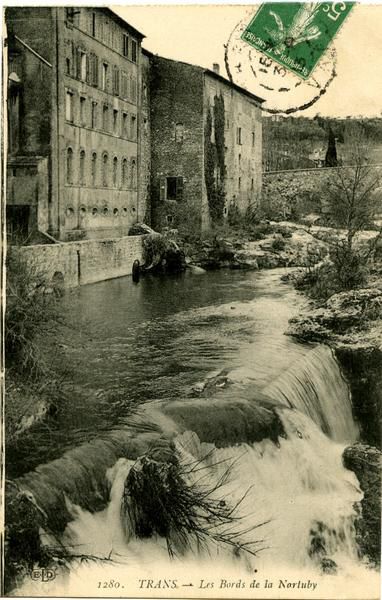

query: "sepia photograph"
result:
(1, 1), (381, 598)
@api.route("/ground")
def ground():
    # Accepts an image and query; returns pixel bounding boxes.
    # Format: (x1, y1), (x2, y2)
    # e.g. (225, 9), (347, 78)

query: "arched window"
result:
(91, 152), (97, 186)
(131, 158), (137, 189)
(66, 147), (73, 184)
(122, 158), (128, 189)
(113, 157), (118, 188)
(79, 150), (85, 185)
(102, 152), (108, 187)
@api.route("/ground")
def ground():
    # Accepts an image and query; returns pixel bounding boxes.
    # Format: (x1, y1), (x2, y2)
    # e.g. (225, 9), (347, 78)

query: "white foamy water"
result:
(265, 346), (359, 443)
(16, 411), (379, 599)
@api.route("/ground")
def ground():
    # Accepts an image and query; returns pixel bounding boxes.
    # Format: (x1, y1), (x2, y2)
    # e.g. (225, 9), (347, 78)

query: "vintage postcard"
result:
(1, 1), (381, 599)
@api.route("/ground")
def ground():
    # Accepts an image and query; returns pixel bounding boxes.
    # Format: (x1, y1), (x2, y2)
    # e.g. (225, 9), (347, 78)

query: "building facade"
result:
(6, 7), (148, 241)
(149, 56), (263, 231)
(6, 8), (262, 242)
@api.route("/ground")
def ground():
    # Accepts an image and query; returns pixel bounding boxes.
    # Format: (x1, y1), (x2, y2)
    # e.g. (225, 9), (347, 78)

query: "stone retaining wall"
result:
(13, 235), (145, 288)
(262, 165), (382, 217)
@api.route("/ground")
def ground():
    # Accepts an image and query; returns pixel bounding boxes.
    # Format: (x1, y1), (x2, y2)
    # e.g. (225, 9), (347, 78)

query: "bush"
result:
(5, 252), (62, 380)
(290, 242), (369, 301)
(330, 242), (368, 290)
(271, 237), (286, 251)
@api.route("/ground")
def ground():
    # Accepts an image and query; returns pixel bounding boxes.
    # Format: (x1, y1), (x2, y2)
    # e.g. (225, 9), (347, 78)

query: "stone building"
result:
(6, 8), (263, 242)
(149, 56), (263, 231)
(6, 7), (149, 241)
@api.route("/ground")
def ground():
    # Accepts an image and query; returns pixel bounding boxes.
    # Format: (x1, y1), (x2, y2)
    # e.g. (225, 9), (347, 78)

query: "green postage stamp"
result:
(242, 2), (355, 79)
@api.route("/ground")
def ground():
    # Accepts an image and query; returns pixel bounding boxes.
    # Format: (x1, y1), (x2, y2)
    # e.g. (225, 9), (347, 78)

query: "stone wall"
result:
(262, 165), (382, 218)
(149, 56), (205, 231)
(14, 235), (145, 288)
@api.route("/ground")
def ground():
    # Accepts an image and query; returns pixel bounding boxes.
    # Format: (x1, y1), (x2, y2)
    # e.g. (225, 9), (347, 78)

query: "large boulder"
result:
(287, 288), (382, 343)
(342, 443), (381, 566)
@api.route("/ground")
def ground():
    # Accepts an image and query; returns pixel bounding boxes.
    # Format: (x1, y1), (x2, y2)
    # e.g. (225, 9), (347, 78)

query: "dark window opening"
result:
(123, 34), (129, 57)
(165, 176), (183, 201)
(66, 58), (71, 75)
(131, 40), (137, 62)
(92, 12), (96, 37)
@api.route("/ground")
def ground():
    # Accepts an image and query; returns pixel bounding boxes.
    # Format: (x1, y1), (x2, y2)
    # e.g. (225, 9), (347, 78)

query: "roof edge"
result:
(204, 68), (265, 104)
(106, 8), (146, 40)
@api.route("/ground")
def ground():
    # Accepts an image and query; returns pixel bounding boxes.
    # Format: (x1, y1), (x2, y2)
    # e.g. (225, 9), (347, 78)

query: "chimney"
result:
(212, 63), (220, 75)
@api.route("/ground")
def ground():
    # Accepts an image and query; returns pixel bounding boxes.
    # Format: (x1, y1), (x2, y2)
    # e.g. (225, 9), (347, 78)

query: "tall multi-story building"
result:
(6, 7), (149, 241)
(149, 56), (263, 231)
(5, 7), (263, 243)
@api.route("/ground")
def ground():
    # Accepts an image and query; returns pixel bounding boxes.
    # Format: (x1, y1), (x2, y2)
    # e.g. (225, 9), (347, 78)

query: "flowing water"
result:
(9, 269), (379, 598)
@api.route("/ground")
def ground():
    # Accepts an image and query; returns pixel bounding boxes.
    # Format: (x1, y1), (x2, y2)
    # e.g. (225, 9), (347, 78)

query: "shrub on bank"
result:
(5, 252), (63, 380)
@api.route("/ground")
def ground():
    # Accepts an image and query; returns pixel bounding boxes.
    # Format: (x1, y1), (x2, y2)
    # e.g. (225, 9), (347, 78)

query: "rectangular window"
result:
(91, 101), (97, 129)
(238, 177), (241, 190)
(122, 34), (129, 57)
(251, 178), (254, 190)
(236, 127), (242, 145)
(113, 109), (119, 135)
(102, 104), (109, 131)
(131, 39), (137, 62)
(166, 177), (184, 201)
(131, 114), (136, 140)
(102, 63), (108, 91)
(252, 131), (255, 147)
(65, 90), (73, 122)
(112, 66), (120, 96)
(91, 12), (96, 37)
(80, 96), (86, 125)
(122, 112), (128, 138)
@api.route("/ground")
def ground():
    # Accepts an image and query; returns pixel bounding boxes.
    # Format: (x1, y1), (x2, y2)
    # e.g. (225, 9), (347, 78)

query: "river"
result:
(8, 268), (310, 476)
(8, 268), (379, 598)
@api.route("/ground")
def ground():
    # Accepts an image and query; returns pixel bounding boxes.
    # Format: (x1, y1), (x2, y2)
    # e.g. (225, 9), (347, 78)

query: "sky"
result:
(112, 3), (382, 118)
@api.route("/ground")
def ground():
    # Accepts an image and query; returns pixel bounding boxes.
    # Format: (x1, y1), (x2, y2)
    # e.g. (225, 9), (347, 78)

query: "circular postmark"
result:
(225, 8), (336, 114)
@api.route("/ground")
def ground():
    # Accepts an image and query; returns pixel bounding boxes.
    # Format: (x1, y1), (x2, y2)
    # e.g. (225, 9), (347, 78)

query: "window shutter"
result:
(86, 54), (91, 84)
(159, 177), (166, 202)
(93, 54), (99, 86)
(113, 66), (120, 96)
(176, 177), (184, 201)
(116, 68), (120, 96)
(76, 47), (82, 79)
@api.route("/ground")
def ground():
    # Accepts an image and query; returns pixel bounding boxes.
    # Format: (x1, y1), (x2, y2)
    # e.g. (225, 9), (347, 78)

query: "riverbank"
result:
(183, 221), (329, 271)
(281, 239), (382, 569)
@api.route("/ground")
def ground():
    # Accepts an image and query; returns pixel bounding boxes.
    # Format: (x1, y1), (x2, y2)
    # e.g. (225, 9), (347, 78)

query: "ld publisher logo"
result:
(30, 568), (57, 582)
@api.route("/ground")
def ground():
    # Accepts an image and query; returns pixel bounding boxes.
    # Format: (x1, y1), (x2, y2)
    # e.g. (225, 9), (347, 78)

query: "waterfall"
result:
(264, 346), (358, 443)
(14, 414), (378, 599)
(10, 344), (378, 598)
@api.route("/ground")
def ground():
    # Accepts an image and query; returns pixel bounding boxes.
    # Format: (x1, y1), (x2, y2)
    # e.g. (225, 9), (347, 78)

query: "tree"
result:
(321, 125), (381, 292)
(325, 127), (338, 167)
(325, 125), (381, 249)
